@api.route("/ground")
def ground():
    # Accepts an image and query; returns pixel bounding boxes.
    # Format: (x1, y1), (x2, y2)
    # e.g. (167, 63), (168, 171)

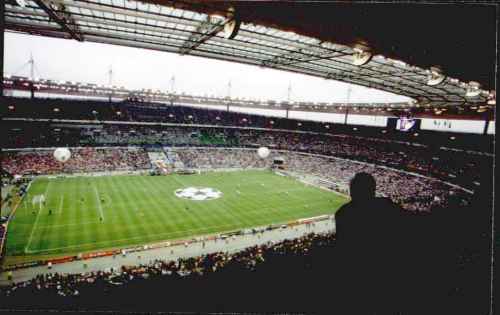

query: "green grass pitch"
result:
(5, 170), (348, 263)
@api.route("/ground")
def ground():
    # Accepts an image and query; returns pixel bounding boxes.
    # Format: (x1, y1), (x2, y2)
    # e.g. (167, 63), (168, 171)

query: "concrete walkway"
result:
(0, 219), (335, 286)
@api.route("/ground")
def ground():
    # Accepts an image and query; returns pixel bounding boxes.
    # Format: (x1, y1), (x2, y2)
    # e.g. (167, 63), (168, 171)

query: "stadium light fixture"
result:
(393, 59), (408, 67)
(487, 91), (496, 105)
(352, 48), (372, 66)
(465, 81), (481, 97)
(450, 136), (456, 140)
(426, 67), (446, 86)
(353, 127), (358, 131)
(223, 7), (241, 40)
(8, 105), (15, 110)
(53, 108), (60, 112)
(297, 122), (302, 126)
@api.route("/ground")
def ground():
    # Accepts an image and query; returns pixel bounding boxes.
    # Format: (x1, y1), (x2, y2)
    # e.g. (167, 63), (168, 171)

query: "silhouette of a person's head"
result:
(349, 172), (376, 202)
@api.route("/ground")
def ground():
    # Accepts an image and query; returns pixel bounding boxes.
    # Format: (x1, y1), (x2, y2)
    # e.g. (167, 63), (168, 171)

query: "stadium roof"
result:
(4, 0), (497, 110)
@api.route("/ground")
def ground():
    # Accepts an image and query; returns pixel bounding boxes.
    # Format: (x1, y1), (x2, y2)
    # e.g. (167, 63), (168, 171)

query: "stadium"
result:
(0, 1), (496, 313)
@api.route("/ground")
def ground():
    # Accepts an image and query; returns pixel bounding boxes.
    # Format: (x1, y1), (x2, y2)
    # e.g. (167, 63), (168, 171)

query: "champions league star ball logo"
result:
(175, 187), (222, 201)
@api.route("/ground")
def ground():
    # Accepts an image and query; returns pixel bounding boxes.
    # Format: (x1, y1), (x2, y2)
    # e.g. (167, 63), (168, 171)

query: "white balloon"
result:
(53, 147), (71, 163)
(257, 147), (270, 159)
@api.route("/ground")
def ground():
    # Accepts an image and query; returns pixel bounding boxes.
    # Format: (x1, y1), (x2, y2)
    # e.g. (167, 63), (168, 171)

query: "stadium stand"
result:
(0, 98), (493, 313)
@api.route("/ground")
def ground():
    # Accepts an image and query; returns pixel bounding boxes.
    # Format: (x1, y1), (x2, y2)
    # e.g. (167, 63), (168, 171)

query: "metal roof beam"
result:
(32, 0), (83, 41)
(179, 16), (228, 55)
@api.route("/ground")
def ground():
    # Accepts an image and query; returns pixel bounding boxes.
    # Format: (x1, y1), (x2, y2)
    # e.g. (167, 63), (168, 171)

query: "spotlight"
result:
(487, 91), (496, 105)
(465, 81), (481, 98)
(223, 7), (241, 39)
(426, 67), (446, 86)
(352, 49), (372, 66)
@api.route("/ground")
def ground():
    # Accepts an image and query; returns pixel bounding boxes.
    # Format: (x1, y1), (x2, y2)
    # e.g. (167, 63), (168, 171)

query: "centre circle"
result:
(174, 187), (223, 201)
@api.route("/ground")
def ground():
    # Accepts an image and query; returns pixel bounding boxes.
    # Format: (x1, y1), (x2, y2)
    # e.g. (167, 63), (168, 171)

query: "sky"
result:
(4, 32), (411, 104)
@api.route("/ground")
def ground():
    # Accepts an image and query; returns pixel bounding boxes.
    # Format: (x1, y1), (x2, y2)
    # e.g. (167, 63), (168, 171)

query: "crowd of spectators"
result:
(2, 148), (151, 175)
(2, 120), (490, 190)
(0, 232), (335, 300)
(177, 148), (268, 169)
(3, 96), (493, 153)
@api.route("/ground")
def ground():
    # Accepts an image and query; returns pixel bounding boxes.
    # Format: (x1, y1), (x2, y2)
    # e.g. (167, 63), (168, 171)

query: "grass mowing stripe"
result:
(27, 222), (250, 254)
(56, 195), (64, 214)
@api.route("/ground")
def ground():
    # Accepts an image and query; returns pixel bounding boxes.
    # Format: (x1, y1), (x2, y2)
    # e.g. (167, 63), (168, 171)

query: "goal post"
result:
(32, 194), (46, 210)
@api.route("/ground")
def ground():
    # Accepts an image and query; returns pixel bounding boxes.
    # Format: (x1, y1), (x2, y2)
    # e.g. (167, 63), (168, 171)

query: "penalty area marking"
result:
(25, 180), (51, 253)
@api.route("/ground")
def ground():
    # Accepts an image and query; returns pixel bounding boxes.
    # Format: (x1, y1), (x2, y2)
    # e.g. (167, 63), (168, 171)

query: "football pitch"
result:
(5, 170), (348, 264)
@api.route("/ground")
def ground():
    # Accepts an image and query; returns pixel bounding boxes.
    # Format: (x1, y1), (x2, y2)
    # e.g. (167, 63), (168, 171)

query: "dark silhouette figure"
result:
(334, 172), (410, 312)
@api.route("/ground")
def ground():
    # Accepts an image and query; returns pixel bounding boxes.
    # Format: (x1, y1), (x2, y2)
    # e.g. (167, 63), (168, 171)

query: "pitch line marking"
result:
(57, 195), (64, 214)
(93, 184), (105, 221)
(25, 180), (51, 253)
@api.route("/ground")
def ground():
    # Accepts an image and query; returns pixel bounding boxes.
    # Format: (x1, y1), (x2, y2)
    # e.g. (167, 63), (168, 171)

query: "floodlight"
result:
(465, 81), (481, 97)
(487, 91), (496, 105)
(426, 67), (446, 86)
(352, 49), (372, 66)
(223, 7), (241, 39)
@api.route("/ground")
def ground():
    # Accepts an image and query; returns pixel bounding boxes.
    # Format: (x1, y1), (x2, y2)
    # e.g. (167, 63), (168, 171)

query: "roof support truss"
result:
(4, 0), (491, 108)
(33, 0), (83, 41)
(179, 16), (229, 55)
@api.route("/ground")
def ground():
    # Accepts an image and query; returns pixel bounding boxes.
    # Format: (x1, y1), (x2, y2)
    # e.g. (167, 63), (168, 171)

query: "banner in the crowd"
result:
(420, 118), (485, 134)
(47, 255), (76, 265)
(289, 111), (345, 123)
(346, 114), (388, 127)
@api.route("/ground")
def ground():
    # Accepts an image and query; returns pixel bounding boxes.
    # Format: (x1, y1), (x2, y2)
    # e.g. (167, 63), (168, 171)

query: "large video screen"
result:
(396, 117), (417, 132)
